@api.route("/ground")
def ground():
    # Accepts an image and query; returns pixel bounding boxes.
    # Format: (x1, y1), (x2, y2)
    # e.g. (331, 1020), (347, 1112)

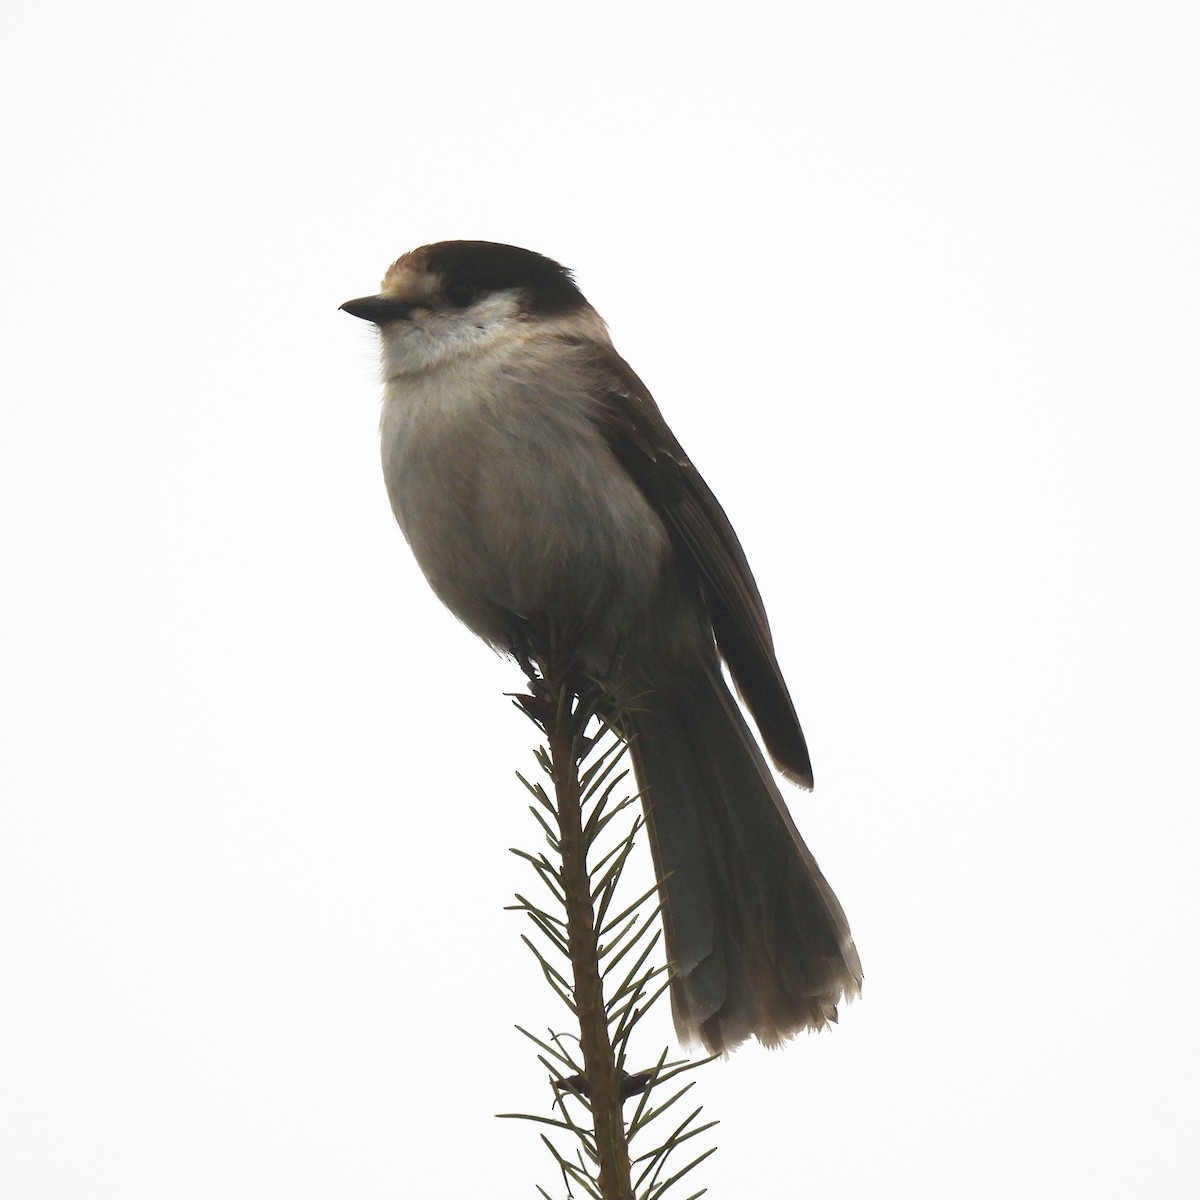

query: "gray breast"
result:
(380, 347), (673, 656)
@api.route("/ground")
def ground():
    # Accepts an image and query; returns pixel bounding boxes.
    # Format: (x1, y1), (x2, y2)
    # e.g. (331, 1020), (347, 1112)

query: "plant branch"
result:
(502, 655), (717, 1199)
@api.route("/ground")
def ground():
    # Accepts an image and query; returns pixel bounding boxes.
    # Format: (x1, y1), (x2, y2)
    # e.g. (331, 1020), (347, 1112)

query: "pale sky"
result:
(3, 3), (1198, 1197)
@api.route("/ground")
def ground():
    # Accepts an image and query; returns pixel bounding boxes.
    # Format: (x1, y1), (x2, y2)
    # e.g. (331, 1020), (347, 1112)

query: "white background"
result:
(3, 3), (1198, 1196)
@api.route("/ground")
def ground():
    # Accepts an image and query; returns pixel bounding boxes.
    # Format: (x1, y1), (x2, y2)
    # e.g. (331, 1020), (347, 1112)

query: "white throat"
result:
(378, 290), (528, 379)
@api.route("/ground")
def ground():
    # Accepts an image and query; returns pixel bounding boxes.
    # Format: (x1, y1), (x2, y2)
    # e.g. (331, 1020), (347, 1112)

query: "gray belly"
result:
(380, 378), (673, 660)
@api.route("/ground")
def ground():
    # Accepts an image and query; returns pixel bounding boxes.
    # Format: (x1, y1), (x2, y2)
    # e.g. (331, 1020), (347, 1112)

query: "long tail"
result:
(628, 670), (862, 1054)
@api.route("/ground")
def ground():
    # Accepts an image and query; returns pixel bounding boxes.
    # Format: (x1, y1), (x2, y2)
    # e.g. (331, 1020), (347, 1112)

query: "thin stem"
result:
(506, 659), (717, 1198)
(546, 680), (635, 1200)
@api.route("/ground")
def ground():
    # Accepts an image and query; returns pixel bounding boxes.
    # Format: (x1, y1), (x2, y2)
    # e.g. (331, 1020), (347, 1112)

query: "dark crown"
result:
(418, 241), (586, 316)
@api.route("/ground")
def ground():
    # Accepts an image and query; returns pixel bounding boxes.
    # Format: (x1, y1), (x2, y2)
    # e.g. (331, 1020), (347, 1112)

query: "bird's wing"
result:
(588, 345), (814, 788)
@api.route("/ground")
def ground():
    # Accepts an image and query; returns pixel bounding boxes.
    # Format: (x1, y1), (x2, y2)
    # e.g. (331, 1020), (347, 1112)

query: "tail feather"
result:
(628, 670), (861, 1054)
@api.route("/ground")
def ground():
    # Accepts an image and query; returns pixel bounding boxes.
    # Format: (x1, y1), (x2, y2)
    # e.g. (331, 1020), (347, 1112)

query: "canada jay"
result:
(342, 241), (861, 1053)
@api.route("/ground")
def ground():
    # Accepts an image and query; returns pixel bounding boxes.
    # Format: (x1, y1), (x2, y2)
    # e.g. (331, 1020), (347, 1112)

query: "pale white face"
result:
(357, 246), (612, 381)
(375, 285), (528, 379)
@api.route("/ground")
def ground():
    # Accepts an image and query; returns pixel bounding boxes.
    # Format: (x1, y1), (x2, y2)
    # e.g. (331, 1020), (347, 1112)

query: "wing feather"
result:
(588, 346), (814, 787)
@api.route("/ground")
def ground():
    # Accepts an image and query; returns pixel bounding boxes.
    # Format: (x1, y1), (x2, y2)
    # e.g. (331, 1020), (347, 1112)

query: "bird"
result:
(341, 240), (861, 1053)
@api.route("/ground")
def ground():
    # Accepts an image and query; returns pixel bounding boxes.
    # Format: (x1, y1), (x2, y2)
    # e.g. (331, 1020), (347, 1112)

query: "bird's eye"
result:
(445, 283), (475, 308)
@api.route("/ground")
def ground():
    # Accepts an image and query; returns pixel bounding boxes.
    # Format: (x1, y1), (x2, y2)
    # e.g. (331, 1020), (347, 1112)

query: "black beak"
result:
(339, 295), (416, 324)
